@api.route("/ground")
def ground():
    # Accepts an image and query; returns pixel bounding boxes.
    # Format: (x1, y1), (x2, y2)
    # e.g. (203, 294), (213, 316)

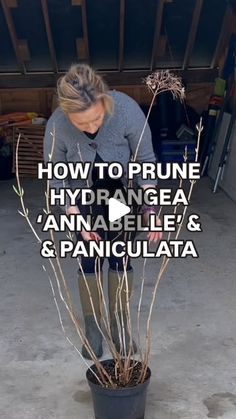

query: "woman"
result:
(44, 64), (162, 359)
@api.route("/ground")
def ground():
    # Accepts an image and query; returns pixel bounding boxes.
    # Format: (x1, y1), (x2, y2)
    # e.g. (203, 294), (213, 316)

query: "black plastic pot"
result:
(86, 359), (151, 419)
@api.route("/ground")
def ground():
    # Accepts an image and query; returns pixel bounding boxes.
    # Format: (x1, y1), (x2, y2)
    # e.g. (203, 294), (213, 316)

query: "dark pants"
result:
(76, 180), (137, 274)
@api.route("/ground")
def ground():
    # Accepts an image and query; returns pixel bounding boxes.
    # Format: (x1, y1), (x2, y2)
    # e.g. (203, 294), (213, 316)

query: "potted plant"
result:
(14, 70), (202, 419)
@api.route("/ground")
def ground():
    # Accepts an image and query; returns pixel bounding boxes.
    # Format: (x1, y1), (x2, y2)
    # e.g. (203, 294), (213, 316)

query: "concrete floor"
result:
(0, 177), (236, 419)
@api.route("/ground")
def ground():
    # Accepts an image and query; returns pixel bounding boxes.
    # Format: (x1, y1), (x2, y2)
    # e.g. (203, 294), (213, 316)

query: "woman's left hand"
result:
(147, 216), (163, 243)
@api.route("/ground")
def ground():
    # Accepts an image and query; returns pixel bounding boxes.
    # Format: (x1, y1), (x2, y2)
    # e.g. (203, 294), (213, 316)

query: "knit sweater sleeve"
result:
(122, 94), (157, 186)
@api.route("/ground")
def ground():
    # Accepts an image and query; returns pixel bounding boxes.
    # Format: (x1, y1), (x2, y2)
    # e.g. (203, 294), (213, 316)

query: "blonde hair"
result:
(57, 64), (114, 115)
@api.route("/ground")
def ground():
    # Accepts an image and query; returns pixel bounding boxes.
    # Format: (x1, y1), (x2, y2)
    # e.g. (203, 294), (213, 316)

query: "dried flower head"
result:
(144, 70), (185, 101)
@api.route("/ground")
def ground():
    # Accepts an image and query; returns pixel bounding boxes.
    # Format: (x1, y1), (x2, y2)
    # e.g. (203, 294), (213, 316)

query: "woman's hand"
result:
(81, 230), (102, 242)
(147, 216), (163, 243)
(141, 185), (163, 243)
(142, 209), (163, 243)
(66, 205), (80, 216)
(66, 205), (101, 242)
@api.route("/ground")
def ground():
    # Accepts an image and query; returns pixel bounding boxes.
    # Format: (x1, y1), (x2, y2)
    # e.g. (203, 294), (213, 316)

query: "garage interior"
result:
(0, 1), (236, 418)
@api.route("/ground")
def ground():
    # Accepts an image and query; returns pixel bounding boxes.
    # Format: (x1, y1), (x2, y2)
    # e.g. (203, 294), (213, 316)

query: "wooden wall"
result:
(0, 88), (54, 117)
(0, 82), (214, 117)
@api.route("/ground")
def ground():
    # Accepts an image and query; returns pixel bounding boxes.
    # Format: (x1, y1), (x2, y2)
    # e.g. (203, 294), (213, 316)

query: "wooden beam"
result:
(41, 0), (58, 72)
(156, 35), (167, 58)
(76, 37), (88, 61)
(80, 0), (90, 64)
(0, 0), (26, 73)
(182, 0), (204, 70)
(5, 0), (18, 7)
(0, 69), (219, 89)
(210, 5), (233, 69)
(18, 39), (31, 62)
(118, 0), (125, 71)
(150, 0), (165, 70)
(71, 0), (82, 5)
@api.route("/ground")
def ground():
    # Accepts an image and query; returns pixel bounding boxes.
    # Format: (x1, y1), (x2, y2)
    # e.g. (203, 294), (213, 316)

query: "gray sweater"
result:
(44, 90), (156, 209)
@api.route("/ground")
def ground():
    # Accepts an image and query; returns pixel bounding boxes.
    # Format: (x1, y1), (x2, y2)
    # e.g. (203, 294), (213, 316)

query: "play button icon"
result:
(108, 198), (131, 222)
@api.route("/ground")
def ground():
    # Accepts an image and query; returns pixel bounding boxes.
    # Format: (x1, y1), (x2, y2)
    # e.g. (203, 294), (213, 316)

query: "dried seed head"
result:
(144, 70), (185, 101)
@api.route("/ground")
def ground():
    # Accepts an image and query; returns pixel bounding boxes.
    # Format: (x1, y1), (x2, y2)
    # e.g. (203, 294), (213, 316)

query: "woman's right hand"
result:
(81, 230), (102, 242)
(66, 206), (101, 242)
(66, 205), (80, 216)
